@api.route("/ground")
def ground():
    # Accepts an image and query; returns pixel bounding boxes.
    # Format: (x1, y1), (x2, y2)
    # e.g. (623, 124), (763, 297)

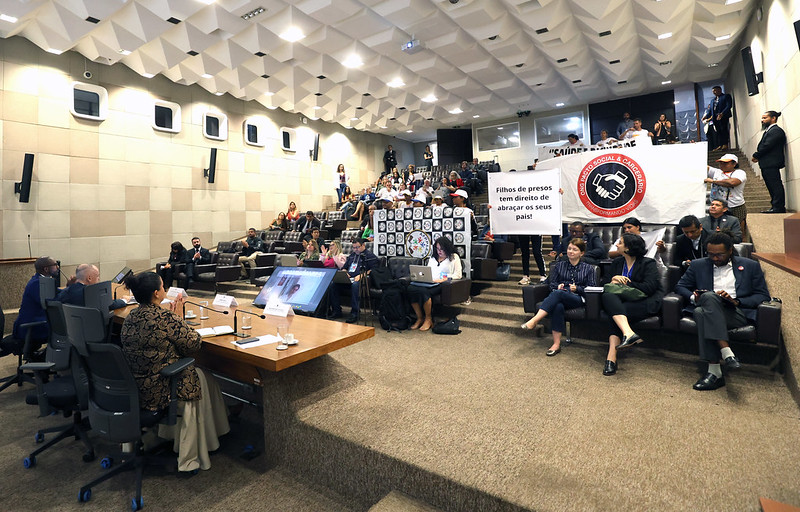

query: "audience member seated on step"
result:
(600, 233), (664, 376)
(269, 212), (289, 232)
(431, 190), (446, 207)
(55, 263), (128, 310)
(391, 168), (403, 188)
(327, 238), (379, 323)
(521, 238), (596, 356)
(359, 205), (376, 241)
(551, 221), (608, 266)
(397, 189), (414, 208)
(607, 217), (658, 259)
(295, 211), (321, 241)
(705, 154), (747, 236)
(348, 193), (367, 221)
(339, 186), (362, 220)
(239, 227), (265, 278)
(360, 187), (376, 205)
(121, 272), (230, 473)
(321, 241), (346, 270)
(298, 239), (320, 266)
(302, 227), (327, 252)
(2, 256), (62, 358)
(416, 179), (434, 204)
(159, 241), (186, 289)
(674, 231), (770, 391)
(286, 201), (301, 222)
(183, 237), (212, 290)
(407, 236), (463, 332)
(656, 215), (709, 270)
(700, 199), (742, 244)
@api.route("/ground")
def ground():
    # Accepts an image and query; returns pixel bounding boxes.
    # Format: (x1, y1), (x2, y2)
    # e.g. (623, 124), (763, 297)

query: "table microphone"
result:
(183, 300), (229, 326)
(233, 309), (267, 338)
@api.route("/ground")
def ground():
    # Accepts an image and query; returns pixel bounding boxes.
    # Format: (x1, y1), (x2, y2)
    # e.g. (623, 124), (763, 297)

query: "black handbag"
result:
(432, 316), (461, 335)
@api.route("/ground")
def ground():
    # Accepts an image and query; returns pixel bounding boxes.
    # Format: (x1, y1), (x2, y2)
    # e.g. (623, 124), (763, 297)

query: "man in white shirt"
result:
(622, 118), (653, 140)
(705, 153), (747, 237)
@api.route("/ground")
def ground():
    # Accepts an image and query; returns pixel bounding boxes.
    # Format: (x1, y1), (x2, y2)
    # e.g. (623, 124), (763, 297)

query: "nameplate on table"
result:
(166, 287), (188, 300)
(213, 294), (239, 308)
(263, 301), (295, 318)
(196, 325), (234, 337)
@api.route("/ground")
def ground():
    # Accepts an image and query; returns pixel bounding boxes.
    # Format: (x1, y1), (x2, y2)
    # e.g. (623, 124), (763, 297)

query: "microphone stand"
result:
(233, 309), (267, 338)
(183, 300), (229, 326)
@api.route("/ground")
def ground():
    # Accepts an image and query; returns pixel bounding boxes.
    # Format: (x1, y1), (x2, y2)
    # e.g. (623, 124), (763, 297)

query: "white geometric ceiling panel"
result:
(0, 0), (756, 141)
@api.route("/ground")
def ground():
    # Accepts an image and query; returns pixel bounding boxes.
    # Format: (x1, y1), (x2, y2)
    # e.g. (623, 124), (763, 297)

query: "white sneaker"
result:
(518, 276), (531, 285)
(539, 275), (548, 283)
(462, 297), (472, 306)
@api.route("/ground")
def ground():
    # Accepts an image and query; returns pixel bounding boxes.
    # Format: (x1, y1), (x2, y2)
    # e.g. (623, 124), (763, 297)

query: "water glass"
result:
(276, 325), (287, 341)
(199, 300), (209, 320)
(242, 314), (252, 330)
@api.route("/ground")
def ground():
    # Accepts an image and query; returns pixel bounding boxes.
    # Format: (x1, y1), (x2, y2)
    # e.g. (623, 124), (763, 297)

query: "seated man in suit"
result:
(675, 232), (770, 391)
(2, 256), (62, 357)
(700, 199), (742, 243)
(656, 215), (709, 270)
(295, 211), (321, 242)
(550, 221), (607, 266)
(239, 227), (264, 278)
(327, 238), (378, 323)
(55, 263), (128, 310)
(183, 237), (212, 290)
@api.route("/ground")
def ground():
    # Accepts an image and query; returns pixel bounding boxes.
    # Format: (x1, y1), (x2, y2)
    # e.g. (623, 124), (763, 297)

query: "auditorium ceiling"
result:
(0, 0), (756, 142)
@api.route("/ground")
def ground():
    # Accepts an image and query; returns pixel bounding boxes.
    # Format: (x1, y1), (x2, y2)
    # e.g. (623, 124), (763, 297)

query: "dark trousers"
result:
(159, 266), (176, 289)
(539, 290), (583, 333)
(407, 283), (441, 306)
(761, 166), (786, 211)
(601, 293), (652, 337)
(518, 235), (545, 276)
(694, 292), (748, 362)
(329, 280), (361, 316)
(714, 116), (730, 147)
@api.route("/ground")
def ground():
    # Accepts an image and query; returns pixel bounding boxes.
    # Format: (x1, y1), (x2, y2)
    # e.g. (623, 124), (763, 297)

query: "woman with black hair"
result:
(407, 236), (463, 331)
(121, 272), (229, 473)
(600, 233), (664, 375)
(159, 241), (186, 289)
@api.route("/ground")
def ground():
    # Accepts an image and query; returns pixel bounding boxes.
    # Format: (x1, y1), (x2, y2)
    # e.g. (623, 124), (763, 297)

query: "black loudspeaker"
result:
(794, 20), (800, 51)
(204, 148), (217, 183)
(741, 47), (761, 96)
(15, 153), (34, 203)
(311, 133), (320, 161)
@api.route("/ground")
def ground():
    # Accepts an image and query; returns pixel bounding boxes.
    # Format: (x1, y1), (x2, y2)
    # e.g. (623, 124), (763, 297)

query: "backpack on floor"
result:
(378, 285), (410, 332)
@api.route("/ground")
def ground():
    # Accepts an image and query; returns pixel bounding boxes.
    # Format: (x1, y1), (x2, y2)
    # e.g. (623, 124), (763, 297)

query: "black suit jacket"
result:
(675, 256), (769, 322)
(185, 247), (212, 265)
(753, 124), (786, 168)
(55, 282), (126, 310)
(383, 150), (397, 167)
(603, 256), (664, 315)
(295, 217), (321, 234)
(672, 231), (709, 266)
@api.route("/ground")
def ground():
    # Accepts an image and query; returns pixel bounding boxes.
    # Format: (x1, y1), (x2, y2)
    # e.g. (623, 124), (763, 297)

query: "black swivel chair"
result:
(0, 307), (46, 394)
(20, 301), (94, 467)
(62, 304), (193, 510)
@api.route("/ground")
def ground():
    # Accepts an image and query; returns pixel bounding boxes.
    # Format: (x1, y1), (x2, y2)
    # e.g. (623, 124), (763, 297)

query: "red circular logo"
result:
(577, 153), (646, 218)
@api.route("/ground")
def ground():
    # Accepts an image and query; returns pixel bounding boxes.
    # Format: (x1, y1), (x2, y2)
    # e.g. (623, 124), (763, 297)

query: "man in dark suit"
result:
(550, 221), (607, 266)
(183, 236), (212, 289)
(700, 199), (742, 243)
(751, 110), (787, 213)
(675, 232), (770, 390)
(55, 264), (127, 310)
(383, 144), (397, 176)
(701, 85), (732, 150)
(657, 215), (709, 270)
(295, 211), (321, 241)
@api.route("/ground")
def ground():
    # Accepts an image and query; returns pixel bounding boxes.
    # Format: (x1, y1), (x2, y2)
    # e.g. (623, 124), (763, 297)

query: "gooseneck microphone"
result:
(233, 309), (267, 338)
(182, 299), (229, 326)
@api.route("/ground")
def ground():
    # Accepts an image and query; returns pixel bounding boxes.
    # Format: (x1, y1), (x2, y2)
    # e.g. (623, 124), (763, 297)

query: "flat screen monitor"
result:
(253, 267), (337, 313)
(112, 266), (132, 284)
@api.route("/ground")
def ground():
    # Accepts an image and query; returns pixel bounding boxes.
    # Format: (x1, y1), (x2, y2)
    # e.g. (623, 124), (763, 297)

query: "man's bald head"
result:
(76, 264), (100, 285)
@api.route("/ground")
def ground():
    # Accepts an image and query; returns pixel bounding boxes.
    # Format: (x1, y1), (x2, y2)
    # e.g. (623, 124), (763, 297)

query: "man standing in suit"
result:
(702, 85), (733, 150)
(752, 110), (787, 213)
(183, 237), (212, 290)
(675, 232), (770, 390)
(383, 144), (397, 176)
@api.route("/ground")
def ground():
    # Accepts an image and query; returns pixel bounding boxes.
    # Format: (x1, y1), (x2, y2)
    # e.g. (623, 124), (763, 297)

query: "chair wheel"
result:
(131, 496), (143, 511)
(79, 489), (92, 502)
(23, 456), (36, 468)
(34, 432), (45, 443)
(100, 456), (113, 469)
(83, 450), (96, 463)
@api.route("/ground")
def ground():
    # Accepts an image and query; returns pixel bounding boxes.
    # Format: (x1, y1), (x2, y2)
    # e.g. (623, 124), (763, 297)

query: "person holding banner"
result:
(521, 238), (596, 356)
(600, 233), (664, 376)
(596, 130), (618, 146)
(622, 118), (653, 140)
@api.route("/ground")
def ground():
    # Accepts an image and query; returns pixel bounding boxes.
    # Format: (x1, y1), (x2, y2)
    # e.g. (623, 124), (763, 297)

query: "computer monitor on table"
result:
(252, 267), (337, 314)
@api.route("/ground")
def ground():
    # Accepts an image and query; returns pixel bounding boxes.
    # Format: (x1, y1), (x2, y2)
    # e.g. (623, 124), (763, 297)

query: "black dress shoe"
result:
(761, 208), (787, 213)
(723, 355), (741, 370)
(326, 310), (343, 320)
(693, 373), (725, 390)
(345, 315), (359, 324)
(616, 333), (642, 351)
(603, 360), (617, 376)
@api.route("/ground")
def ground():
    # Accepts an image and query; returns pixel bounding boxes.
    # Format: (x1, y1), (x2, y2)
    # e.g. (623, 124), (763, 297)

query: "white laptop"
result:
(409, 265), (437, 284)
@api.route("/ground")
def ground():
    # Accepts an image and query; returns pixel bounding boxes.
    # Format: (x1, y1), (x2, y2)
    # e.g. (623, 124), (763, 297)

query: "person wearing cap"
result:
(432, 191), (445, 206)
(675, 231), (769, 390)
(411, 197), (426, 208)
(751, 110), (787, 213)
(450, 189), (479, 235)
(705, 153), (747, 237)
(397, 189), (413, 208)
(700, 199), (742, 244)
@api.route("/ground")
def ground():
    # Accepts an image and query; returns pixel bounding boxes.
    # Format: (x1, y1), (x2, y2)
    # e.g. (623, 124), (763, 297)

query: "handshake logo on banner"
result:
(579, 153), (646, 218)
(591, 171), (628, 200)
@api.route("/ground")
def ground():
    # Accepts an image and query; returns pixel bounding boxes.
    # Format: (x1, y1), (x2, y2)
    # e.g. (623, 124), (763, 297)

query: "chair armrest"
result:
(250, 266), (275, 284)
(20, 362), (55, 372)
(160, 357), (195, 377)
(521, 284), (549, 314)
(584, 290), (603, 320)
(440, 279), (471, 305)
(194, 263), (216, 274)
(661, 293), (685, 331)
(19, 320), (48, 330)
(756, 301), (782, 345)
(161, 357), (195, 426)
(215, 265), (241, 282)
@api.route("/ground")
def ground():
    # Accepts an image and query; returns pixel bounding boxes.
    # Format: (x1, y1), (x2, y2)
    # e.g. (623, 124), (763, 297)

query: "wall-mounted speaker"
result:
(15, 153), (34, 203)
(794, 20), (800, 51)
(741, 46), (762, 96)
(204, 147), (217, 183)
(311, 133), (320, 161)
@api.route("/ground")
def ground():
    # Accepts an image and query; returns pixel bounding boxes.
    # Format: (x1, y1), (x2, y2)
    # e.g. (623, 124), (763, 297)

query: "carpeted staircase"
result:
(707, 146), (772, 212)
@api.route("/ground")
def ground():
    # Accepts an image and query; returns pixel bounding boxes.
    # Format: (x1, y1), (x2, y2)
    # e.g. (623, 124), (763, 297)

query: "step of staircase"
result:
(369, 490), (442, 512)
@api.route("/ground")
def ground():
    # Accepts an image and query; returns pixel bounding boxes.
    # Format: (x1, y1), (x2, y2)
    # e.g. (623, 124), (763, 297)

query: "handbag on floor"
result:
(432, 316), (461, 335)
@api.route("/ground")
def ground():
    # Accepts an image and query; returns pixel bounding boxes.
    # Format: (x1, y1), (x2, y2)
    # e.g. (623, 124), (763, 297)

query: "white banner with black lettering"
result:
(535, 142), (707, 224)
(536, 136), (651, 161)
(488, 168), (562, 235)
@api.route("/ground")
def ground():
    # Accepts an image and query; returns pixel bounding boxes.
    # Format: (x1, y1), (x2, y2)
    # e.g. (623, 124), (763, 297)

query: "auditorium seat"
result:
(194, 253), (241, 291)
(470, 243), (499, 280)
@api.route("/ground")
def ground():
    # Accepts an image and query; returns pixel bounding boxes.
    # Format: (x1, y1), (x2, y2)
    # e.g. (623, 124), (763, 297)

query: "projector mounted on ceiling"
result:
(401, 39), (423, 55)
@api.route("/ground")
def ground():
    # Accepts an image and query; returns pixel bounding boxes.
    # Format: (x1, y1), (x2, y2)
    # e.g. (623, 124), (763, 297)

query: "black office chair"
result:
(0, 299), (45, 393)
(20, 301), (94, 467)
(62, 304), (193, 511)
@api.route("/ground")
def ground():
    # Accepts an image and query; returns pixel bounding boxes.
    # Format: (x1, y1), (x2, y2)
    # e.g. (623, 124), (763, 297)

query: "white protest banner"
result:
(536, 136), (650, 161)
(488, 168), (562, 235)
(536, 142), (707, 224)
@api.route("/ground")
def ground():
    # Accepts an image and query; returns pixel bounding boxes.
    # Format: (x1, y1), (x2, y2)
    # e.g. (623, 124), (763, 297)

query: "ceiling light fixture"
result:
(658, 32), (672, 39)
(142, 72), (155, 78)
(715, 34), (731, 41)
(215, 92), (224, 96)
(708, 63), (719, 67)
(421, 94), (437, 103)
(473, 115), (480, 118)
(118, 49), (131, 56)
(449, 108), (463, 114)
(46, 48), (63, 55)
(556, 102), (565, 107)
(241, 7), (265, 20)
(0, 13), (19, 23)
(342, 54), (363, 68)
(725, 0), (743, 4)
(406, 130), (413, 133)
(280, 27), (305, 42)
(387, 77), (405, 88)
(674, 100), (680, 104)
(350, 117), (359, 121)
(201, 73), (213, 78)
(197, 0), (215, 5)
(662, 80), (672, 85)
(264, 91), (274, 96)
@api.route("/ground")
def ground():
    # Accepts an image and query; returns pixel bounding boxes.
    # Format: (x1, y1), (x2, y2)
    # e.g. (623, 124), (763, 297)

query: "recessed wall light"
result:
(708, 63), (719, 68)
(406, 130), (413, 133)
(46, 48), (63, 55)
(473, 115), (480, 118)
(118, 49), (131, 56)
(674, 100), (680, 104)
(142, 72), (155, 78)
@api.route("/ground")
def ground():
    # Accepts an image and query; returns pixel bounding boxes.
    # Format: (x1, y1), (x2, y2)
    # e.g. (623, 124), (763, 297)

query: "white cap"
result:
(399, 189), (411, 196)
(450, 189), (469, 199)
(716, 153), (738, 163)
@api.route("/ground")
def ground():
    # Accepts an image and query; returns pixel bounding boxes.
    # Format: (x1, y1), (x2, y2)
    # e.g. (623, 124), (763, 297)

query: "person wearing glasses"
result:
(550, 221), (607, 266)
